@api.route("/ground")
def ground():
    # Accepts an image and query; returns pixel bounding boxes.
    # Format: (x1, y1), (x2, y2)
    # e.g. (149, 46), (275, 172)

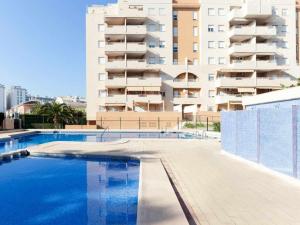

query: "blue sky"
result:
(0, 0), (116, 97)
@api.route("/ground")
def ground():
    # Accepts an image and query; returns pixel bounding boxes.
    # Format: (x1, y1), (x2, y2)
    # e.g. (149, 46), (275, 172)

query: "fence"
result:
(221, 106), (300, 179)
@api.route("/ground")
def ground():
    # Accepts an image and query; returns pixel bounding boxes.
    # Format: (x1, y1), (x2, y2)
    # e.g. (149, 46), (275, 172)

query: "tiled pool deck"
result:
(2, 130), (300, 225)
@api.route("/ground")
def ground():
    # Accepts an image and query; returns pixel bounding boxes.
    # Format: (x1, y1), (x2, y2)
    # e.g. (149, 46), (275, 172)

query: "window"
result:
(218, 8), (225, 16)
(98, 90), (106, 97)
(282, 41), (288, 48)
(193, 43), (198, 52)
(98, 41), (105, 48)
(208, 8), (216, 16)
(208, 41), (215, 48)
(282, 57), (289, 64)
(160, 24), (166, 32)
(148, 41), (156, 48)
(219, 57), (225, 64)
(193, 59), (198, 65)
(99, 106), (106, 112)
(147, 24), (156, 32)
(173, 27), (178, 36)
(208, 90), (215, 98)
(281, 25), (287, 33)
(218, 41), (225, 48)
(159, 8), (165, 16)
(148, 8), (155, 16)
(159, 41), (166, 48)
(98, 57), (105, 65)
(173, 11), (178, 20)
(173, 59), (178, 65)
(208, 25), (214, 32)
(159, 57), (166, 64)
(98, 24), (105, 32)
(272, 7), (279, 15)
(173, 43), (178, 52)
(282, 9), (288, 16)
(208, 74), (215, 81)
(149, 57), (156, 64)
(207, 106), (214, 111)
(98, 73), (106, 81)
(193, 26), (198, 36)
(208, 57), (215, 65)
(218, 25), (225, 32)
(193, 11), (198, 20)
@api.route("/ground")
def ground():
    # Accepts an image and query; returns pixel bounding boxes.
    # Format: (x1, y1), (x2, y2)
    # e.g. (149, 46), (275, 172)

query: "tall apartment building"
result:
(0, 84), (5, 113)
(86, 0), (299, 123)
(6, 86), (28, 110)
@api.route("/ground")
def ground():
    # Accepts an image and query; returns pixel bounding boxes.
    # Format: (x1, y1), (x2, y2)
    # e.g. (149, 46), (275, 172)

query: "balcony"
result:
(104, 77), (126, 87)
(106, 60), (126, 71)
(215, 77), (256, 88)
(229, 60), (256, 69)
(126, 59), (147, 70)
(229, 43), (276, 55)
(105, 25), (126, 35)
(228, 3), (272, 21)
(102, 95), (126, 104)
(215, 95), (243, 104)
(126, 42), (147, 53)
(105, 42), (146, 54)
(105, 43), (126, 53)
(172, 79), (201, 88)
(127, 94), (162, 103)
(127, 77), (162, 87)
(105, 25), (147, 36)
(126, 25), (147, 35)
(256, 60), (278, 71)
(229, 25), (276, 38)
(173, 94), (202, 105)
(256, 77), (293, 88)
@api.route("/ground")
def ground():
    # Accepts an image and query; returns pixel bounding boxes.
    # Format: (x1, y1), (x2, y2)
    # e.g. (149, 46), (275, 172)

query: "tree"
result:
(31, 102), (43, 115)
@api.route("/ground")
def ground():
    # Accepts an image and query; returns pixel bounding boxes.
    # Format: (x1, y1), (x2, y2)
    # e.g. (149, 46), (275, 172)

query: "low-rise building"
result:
(6, 100), (39, 118)
(56, 96), (86, 112)
(242, 86), (300, 109)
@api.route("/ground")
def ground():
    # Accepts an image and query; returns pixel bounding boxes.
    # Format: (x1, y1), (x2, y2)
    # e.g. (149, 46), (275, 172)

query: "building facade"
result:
(6, 86), (27, 110)
(0, 84), (5, 113)
(86, 0), (299, 123)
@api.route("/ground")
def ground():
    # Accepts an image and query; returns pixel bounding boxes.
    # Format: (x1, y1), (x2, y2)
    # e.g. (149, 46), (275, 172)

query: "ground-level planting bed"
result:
(0, 156), (140, 225)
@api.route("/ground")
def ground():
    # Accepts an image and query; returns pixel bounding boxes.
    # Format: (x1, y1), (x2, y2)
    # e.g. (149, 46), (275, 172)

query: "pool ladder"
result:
(99, 127), (109, 141)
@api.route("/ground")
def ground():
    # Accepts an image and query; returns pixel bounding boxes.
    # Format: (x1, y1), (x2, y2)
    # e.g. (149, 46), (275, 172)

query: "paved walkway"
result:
(28, 139), (300, 225)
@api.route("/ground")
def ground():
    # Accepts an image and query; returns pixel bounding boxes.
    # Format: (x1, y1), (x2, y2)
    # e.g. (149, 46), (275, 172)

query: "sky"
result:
(0, 0), (116, 97)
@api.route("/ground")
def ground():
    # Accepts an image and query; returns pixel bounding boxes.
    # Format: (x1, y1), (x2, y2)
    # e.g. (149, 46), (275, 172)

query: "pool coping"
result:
(27, 140), (190, 225)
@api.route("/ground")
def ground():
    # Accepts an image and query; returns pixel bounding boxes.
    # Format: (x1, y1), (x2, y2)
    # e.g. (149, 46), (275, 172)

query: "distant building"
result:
(0, 84), (5, 113)
(56, 96), (86, 112)
(6, 100), (40, 118)
(26, 95), (55, 104)
(6, 86), (27, 110)
(243, 86), (300, 110)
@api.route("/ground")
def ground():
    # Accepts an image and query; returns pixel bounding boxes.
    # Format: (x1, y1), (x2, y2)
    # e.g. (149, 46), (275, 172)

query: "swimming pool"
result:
(0, 156), (140, 225)
(0, 131), (196, 153)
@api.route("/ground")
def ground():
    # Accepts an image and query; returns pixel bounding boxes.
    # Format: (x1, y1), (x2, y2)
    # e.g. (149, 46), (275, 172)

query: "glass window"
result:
(98, 90), (107, 97)
(148, 8), (155, 16)
(207, 106), (214, 111)
(173, 59), (178, 65)
(147, 24), (156, 32)
(160, 24), (166, 32)
(98, 41), (105, 48)
(281, 25), (287, 33)
(173, 43), (178, 52)
(282, 41), (288, 48)
(148, 41), (156, 48)
(159, 8), (165, 16)
(219, 57), (225, 64)
(159, 41), (166, 48)
(208, 8), (216, 16)
(282, 9), (288, 16)
(218, 25), (225, 32)
(193, 43), (198, 52)
(193, 11), (198, 20)
(208, 57), (215, 65)
(208, 41), (215, 48)
(218, 8), (225, 16)
(208, 25), (214, 32)
(98, 24), (105, 32)
(208, 74), (215, 81)
(149, 57), (156, 64)
(98, 57), (105, 65)
(173, 27), (178, 36)
(218, 41), (225, 48)
(173, 11), (178, 20)
(193, 26), (198, 36)
(193, 59), (198, 65)
(159, 57), (166, 64)
(208, 90), (215, 98)
(98, 73), (106, 81)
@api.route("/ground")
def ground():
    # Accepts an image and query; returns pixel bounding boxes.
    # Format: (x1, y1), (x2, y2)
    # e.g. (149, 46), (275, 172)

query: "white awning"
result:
(238, 88), (255, 93)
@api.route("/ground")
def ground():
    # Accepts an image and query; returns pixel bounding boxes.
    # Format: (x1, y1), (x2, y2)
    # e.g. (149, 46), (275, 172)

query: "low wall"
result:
(221, 106), (300, 179)
(65, 125), (97, 130)
(96, 111), (182, 130)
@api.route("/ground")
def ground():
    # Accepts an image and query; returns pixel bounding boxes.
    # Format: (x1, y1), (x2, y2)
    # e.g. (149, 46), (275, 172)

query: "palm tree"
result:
(40, 102), (72, 128)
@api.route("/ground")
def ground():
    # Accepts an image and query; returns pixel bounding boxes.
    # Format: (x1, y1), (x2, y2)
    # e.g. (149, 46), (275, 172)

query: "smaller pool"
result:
(0, 131), (197, 153)
(0, 156), (140, 225)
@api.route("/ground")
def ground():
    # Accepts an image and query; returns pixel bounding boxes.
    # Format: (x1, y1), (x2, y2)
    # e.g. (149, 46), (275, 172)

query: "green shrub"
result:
(213, 122), (221, 132)
(31, 123), (55, 129)
(184, 122), (205, 129)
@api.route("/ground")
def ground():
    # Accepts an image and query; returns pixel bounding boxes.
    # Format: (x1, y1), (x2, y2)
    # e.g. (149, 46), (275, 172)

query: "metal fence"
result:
(221, 106), (300, 179)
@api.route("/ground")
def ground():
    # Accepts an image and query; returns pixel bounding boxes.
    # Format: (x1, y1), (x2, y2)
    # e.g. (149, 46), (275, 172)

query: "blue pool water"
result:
(0, 156), (140, 225)
(0, 132), (195, 153)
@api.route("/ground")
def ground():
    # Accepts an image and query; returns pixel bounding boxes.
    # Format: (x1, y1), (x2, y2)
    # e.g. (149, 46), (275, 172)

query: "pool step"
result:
(0, 150), (30, 162)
